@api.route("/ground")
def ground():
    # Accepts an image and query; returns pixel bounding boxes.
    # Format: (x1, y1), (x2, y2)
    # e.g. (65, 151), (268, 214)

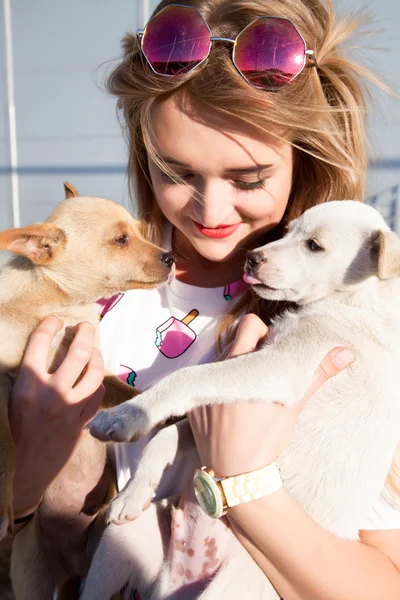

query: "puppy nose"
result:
(246, 250), (265, 269)
(161, 252), (174, 269)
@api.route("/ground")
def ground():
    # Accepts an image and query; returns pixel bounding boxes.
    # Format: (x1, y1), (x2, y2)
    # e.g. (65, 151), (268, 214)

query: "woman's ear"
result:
(373, 230), (400, 279)
(0, 223), (67, 265)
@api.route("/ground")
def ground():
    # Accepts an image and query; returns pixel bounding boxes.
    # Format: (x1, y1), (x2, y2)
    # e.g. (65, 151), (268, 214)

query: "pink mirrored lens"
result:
(142, 5), (211, 75)
(234, 18), (306, 89)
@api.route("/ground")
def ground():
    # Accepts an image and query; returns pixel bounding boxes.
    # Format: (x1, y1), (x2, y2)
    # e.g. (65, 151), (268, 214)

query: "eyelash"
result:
(160, 173), (267, 192)
(234, 179), (266, 192)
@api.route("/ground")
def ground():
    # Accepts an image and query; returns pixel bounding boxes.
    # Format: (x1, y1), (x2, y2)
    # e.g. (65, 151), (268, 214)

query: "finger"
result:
(52, 322), (96, 392)
(229, 314), (269, 357)
(21, 315), (63, 376)
(80, 384), (105, 424)
(71, 347), (104, 402)
(304, 347), (355, 402)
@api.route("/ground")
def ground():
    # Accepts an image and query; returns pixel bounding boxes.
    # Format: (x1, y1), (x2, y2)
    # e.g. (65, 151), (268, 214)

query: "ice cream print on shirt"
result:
(155, 309), (199, 359)
(223, 280), (249, 301)
(223, 284), (233, 301)
(96, 293), (125, 320)
(118, 365), (137, 387)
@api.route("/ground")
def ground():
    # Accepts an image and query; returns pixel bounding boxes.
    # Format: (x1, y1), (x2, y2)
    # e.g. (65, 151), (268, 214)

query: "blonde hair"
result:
(106, 0), (399, 500)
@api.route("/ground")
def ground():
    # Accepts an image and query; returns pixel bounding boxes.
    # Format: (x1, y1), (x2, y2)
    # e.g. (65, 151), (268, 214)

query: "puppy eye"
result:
(307, 239), (324, 252)
(114, 234), (130, 246)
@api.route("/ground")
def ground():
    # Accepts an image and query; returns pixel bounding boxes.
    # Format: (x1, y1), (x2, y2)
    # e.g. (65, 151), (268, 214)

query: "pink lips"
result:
(193, 221), (241, 239)
(243, 272), (263, 285)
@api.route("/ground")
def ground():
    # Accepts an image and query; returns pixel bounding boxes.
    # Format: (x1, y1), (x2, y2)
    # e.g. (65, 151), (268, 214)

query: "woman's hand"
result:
(10, 315), (105, 518)
(187, 313), (355, 477)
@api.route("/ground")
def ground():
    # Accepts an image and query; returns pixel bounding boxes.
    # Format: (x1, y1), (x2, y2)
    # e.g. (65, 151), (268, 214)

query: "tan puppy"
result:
(0, 183), (173, 599)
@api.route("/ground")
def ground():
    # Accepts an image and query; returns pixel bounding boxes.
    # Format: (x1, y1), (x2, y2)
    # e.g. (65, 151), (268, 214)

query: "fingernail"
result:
(333, 349), (354, 368)
(49, 314), (63, 325)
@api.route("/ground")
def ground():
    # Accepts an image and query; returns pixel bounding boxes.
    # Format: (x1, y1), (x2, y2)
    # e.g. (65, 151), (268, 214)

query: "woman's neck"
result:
(171, 224), (283, 288)
(174, 259), (244, 288)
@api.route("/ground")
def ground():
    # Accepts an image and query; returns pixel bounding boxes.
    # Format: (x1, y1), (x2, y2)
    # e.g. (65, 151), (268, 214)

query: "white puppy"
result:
(84, 201), (400, 599)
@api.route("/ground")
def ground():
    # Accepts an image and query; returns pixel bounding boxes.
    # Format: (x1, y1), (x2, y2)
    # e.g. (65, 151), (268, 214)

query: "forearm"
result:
(228, 487), (400, 600)
(0, 458), (49, 550)
(13, 468), (45, 520)
(12, 426), (91, 526)
(0, 472), (44, 550)
(0, 484), (43, 550)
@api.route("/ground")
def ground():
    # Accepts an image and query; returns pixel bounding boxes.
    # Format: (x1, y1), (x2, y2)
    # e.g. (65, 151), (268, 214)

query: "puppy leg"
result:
(88, 319), (342, 443)
(0, 375), (16, 539)
(81, 500), (172, 600)
(107, 420), (195, 524)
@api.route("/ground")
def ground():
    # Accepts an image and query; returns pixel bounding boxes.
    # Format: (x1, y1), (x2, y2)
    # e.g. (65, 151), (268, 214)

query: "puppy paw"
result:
(107, 485), (154, 525)
(86, 404), (148, 442)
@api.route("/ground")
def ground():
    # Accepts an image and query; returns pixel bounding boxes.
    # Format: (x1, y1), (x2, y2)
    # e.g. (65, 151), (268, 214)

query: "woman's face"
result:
(148, 96), (293, 266)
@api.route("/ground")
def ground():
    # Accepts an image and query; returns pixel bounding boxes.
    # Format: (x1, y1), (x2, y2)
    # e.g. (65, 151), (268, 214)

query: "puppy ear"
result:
(374, 230), (400, 279)
(64, 181), (80, 199)
(0, 223), (67, 265)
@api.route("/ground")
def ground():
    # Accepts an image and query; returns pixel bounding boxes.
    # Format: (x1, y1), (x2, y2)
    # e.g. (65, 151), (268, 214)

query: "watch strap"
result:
(220, 462), (282, 509)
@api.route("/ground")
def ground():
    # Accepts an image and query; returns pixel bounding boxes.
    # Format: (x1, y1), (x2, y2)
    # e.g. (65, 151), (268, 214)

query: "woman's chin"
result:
(193, 245), (243, 264)
(189, 236), (248, 264)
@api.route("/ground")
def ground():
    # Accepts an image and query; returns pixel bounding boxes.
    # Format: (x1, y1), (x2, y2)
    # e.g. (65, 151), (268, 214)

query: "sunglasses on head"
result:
(137, 4), (316, 91)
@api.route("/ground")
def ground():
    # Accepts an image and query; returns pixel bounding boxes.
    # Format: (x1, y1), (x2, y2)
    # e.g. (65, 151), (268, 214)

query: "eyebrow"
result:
(159, 156), (273, 175)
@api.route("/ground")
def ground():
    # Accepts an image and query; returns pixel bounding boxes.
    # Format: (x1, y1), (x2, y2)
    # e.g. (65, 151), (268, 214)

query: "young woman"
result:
(9, 0), (400, 598)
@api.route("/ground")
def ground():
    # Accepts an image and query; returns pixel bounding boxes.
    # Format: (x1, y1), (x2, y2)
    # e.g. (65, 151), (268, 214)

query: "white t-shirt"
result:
(99, 275), (247, 499)
(99, 275), (400, 531)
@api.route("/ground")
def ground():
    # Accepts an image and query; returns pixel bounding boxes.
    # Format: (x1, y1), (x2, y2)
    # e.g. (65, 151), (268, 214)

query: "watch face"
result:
(193, 470), (223, 519)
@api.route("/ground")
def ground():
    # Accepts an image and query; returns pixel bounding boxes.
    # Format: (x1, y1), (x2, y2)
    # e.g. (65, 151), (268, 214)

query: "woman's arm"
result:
(228, 489), (400, 600)
(2, 315), (104, 546)
(189, 314), (400, 599)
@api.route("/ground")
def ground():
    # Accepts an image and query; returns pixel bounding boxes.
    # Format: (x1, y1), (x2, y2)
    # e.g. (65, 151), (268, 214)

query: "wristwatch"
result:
(193, 462), (283, 519)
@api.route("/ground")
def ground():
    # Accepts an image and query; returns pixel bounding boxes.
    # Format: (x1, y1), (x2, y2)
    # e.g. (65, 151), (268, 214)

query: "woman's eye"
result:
(160, 172), (193, 184)
(307, 239), (324, 252)
(234, 179), (266, 192)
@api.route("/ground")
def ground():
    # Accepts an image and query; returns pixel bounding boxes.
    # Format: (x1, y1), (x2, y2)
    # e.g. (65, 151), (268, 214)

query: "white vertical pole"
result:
(3, 0), (20, 228)
(142, 0), (150, 24)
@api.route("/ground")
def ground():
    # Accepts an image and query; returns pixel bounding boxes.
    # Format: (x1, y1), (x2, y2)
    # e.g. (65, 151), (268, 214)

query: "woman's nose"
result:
(192, 180), (234, 227)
